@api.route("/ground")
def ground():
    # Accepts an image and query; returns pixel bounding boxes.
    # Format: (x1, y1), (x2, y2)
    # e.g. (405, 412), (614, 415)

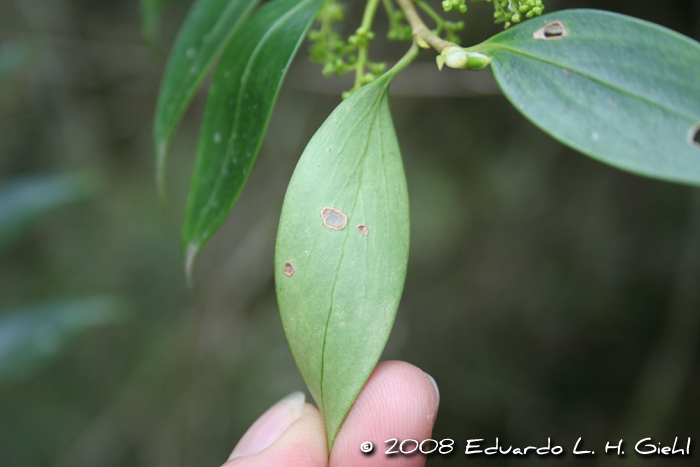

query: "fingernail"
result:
(424, 372), (440, 412)
(229, 391), (305, 460)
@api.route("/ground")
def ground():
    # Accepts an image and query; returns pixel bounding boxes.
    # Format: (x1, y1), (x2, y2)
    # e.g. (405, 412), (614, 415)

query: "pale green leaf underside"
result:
(275, 74), (410, 449)
(183, 0), (324, 279)
(482, 9), (700, 185)
(153, 0), (259, 200)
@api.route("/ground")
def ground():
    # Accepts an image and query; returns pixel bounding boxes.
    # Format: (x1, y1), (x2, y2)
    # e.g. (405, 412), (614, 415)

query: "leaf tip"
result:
(184, 242), (199, 291)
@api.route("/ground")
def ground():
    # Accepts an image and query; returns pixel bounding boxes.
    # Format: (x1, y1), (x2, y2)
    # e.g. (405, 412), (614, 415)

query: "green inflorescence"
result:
(307, 0), (545, 95)
(415, 1), (465, 44)
(441, 0), (468, 14)
(442, 0), (544, 28)
(307, 0), (387, 97)
(491, 0), (545, 27)
(383, 0), (413, 41)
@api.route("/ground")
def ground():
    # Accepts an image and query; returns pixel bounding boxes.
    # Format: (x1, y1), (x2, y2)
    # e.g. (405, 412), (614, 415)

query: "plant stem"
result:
(416, 0), (446, 33)
(381, 0), (396, 19)
(386, 40), (420, 80)
(352, 0), (382, 92)
(395, 0), (454, 53)
(360, 0), (381, 30)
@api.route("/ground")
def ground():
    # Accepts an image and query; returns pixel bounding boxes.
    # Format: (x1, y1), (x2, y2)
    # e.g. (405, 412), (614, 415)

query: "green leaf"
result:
(481, 9), (700, 185)
(274, 46), (417, 449)
(153, 0), (260, 201)
(182, 0), (324, 280)
(0, 297), (129, 389)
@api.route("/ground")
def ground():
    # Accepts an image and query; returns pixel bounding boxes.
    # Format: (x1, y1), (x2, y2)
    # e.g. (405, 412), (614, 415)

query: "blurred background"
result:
(1, 0), (699, 465)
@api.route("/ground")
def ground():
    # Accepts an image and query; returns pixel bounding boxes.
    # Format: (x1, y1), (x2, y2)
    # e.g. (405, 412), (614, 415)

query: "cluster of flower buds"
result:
(386, 9), (413, 41)
(308, 0), (385, 80)
(442, 0), (468, 14)
(442, 0), (544, 28)
(493, 0), (545, 27)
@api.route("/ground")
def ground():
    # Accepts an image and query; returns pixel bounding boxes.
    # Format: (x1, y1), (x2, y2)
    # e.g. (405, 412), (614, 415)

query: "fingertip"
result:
(229, 391), (306, 460)
(330, 361), (440, 467)
(225, 404), (327, 467)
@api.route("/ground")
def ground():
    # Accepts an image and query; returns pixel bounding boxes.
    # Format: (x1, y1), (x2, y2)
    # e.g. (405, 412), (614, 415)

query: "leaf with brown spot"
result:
(482, 9), (700, 185)
(274, 50), (416, 449)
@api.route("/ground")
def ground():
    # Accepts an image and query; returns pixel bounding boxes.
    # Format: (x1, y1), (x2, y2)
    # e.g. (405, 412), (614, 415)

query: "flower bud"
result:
(442, 47), (492, 71)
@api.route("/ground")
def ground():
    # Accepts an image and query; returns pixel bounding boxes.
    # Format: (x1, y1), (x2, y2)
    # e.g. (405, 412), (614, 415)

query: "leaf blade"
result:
(153, 0), (260, 200)
(182, 0), (324, 279)
(482, 9), (700, 184)
(274, 73), (410, 449)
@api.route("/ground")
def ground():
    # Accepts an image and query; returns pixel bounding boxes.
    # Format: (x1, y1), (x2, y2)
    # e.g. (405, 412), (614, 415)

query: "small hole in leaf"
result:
(321, 207), (348, 230)
(533, 21), (567, 41)
(691, 123), (700, 149)
(284, 262), (295, 277)
(357, 224), (369, 236)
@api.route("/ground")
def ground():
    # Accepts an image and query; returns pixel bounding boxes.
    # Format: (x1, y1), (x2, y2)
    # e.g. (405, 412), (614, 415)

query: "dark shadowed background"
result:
(1, 0), (699, 465)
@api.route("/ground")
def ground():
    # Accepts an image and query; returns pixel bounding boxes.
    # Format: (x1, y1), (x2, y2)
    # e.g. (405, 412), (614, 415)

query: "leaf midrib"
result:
(318, 89), (387, 414)
(192, 0), (314, 242)
(486, 44), (699, 123)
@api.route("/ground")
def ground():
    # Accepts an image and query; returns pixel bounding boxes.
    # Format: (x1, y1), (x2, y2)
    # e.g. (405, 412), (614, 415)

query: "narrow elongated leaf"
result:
(274, 47), (417, 448)
(183, 0), (323, 278)
(480, 9), (700, 185)
(153, 0), (260, 199)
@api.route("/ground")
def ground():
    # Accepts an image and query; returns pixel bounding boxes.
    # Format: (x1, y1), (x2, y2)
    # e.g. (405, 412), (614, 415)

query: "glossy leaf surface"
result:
(482, 9), (700, 185)
(153, 0), (259, 198)
(275, 70), (411, 449)
(183, 0), (323, 278)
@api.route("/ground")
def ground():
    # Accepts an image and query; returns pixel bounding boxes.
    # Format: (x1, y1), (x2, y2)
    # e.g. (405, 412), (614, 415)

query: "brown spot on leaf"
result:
(533, 21), (567, 41)
(357, 224), (369, 236)
(340, 323), (345, 328)
(321, 207), (348, 230)
(284, 262), (295, 277)
(691, 123), (700, 150)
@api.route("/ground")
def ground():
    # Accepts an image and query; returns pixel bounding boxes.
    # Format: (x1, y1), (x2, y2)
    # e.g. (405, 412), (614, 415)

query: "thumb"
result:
(223, 392), (328, 467)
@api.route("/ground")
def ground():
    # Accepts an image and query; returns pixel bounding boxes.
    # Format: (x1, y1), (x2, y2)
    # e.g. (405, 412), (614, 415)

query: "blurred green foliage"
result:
(0, 173), (96, 250)
(0, 297), (129, 388)
(0, 0), (699, 466)
(0, 41), (31, 81)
